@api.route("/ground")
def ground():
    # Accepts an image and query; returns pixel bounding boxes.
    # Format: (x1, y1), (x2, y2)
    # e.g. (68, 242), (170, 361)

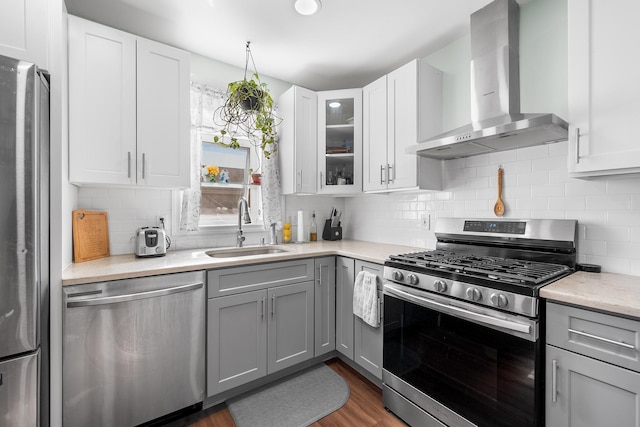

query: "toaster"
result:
(135, 227), (167, 257)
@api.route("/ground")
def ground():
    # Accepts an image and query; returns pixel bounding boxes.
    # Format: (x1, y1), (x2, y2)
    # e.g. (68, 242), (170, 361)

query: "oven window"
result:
(384, 294), (540, 427)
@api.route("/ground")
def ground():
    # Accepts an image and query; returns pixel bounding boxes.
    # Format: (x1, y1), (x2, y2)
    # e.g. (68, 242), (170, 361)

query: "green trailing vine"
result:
(213, 42), (280, 164)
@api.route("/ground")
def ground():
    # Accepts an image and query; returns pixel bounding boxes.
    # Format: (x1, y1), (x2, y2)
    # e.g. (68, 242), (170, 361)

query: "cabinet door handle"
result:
(261, 296), (265, 320)
(319, 171), (323, 189)
(127, 151), (132, 179)
(568, 328), (636, 350)
(551, 359), (558, 403)
(317, 264), (322, 286)
(387, 164), (393, 184)
(271, 294), (276, 318)
(142, 152), (146, 179)
(298, 170), (302, 189)
(380, 165), (385, 185)
(575, 127), (580, 164)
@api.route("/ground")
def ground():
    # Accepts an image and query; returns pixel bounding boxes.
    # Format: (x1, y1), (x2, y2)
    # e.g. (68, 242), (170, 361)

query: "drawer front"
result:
(207, 259), (315, 298)
(547, 302), (640, 372)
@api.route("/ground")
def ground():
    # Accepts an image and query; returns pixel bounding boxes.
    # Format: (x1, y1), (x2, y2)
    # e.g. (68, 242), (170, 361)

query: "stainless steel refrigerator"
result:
(0, 54), (49, 426)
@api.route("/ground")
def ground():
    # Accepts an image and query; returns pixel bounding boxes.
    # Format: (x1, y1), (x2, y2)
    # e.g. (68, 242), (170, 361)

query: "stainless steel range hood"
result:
(410, 0), (568, 160)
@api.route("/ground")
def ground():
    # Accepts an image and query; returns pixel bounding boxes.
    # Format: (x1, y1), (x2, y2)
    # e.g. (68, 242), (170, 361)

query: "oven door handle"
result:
(384, 284), (532, 335)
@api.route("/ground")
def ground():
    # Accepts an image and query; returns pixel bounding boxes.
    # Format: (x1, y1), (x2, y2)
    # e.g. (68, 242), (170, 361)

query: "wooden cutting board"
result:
(72, 210), (110, 263)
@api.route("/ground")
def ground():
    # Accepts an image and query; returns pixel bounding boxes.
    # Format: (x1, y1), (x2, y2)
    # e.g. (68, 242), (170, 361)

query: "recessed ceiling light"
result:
(294, 0), (321, 16)
(329, 101), (341, 108)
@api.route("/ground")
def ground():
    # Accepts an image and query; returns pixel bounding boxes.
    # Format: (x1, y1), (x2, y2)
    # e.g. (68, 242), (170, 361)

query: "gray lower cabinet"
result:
(336, 256), (355, 359)
(353, 260), (384, 379)
(207, 260), (316, 397)
(267, 281), (315, 374)
(335, 257), (384, 379)
(207, 290), (267, 396)
(546, 302), (640, 427)
(314, 257), (336, 357)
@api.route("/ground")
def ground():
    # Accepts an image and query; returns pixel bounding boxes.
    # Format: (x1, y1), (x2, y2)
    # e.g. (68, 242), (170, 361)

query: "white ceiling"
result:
(65, 0), (515, 91)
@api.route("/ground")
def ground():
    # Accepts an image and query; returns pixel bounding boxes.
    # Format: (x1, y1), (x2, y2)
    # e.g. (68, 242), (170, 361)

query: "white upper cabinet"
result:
(279, 85), (317, 194)
(362, 75), (388, 191)
(68, 16), (190, 187)
(568, 0), (640, 177)
(136, 38), (191, 187)
(363, 59), (443, 192)
(317, 89), (363, 195)
(69, 17), (136, 185)
(0, 0), (48, 67)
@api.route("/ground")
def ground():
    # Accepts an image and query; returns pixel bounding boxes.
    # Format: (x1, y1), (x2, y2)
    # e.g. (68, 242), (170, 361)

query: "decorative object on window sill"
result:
(203, 164), (220, 182)
(251, 173), (262, 185)
(214, 41), (281, 160)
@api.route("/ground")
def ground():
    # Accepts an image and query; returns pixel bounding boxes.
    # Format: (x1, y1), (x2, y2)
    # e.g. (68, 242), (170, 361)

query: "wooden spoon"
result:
(494, 167), (505, 217)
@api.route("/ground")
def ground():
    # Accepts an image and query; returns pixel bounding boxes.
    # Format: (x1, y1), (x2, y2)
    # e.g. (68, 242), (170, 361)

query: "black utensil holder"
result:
(322, 219), (342, 241)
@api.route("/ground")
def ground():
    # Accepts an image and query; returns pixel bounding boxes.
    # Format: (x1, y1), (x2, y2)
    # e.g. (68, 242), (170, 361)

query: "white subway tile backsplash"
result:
(465, 154), (489, 167)
(464, 199), (489, 211)
(586, 225), (630, 242)
(607, 177), (640, 194)
(517, 171), (550, 186)
(346, 143), (640, 276)
(548, 196), (586, 211)
(465, 177), (489, 189)
(83, 141), (640, 276)
(532, 155), (566, 171)
(586, 195), (630, 211)
(517, 144), (549, 160)
(607, 242), (640, 260)
(515, 197), (549, 211)
(578, 239), (607, 257)
(567, 211), (607, 226)
(608, 211), (640, 227)
(531, 185), (565, 197)
(489, 149), (518, 165)
(565, 180), (607, 196)
(584, 255), (630, 274)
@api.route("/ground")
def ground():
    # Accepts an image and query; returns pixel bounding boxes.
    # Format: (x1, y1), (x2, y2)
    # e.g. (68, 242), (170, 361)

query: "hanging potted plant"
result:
(213, 42), (280, 164)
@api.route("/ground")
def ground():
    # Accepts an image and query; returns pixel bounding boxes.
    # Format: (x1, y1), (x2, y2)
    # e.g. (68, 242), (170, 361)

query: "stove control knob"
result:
(392, 271), (404, 281)
(490, 293), (509, 308)
(466, 287), (482, 302)
(407, 274), (419, 285)
(433, 280), (447, 293)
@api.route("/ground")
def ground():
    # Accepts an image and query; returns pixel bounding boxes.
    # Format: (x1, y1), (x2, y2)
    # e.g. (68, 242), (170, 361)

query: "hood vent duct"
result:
(410, 0), (568, 160)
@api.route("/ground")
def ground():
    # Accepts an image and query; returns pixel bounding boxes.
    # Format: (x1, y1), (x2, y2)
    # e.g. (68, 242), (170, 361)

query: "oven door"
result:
(383, 283), (542, 427)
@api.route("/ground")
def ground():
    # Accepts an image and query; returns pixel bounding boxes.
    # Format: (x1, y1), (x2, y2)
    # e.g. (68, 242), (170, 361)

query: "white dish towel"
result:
(353, 270), (379, 328)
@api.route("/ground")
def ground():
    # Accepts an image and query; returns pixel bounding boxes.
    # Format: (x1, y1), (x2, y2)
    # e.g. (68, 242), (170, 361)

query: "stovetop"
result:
(387, 250), (571, 287)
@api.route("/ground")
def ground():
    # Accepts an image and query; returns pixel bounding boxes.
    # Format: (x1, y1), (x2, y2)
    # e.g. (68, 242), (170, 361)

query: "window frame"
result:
(170, 128), (265, 237)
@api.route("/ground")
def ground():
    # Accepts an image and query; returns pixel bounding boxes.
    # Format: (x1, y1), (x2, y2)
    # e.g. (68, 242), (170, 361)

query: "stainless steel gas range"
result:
(382, 218), (577, 427)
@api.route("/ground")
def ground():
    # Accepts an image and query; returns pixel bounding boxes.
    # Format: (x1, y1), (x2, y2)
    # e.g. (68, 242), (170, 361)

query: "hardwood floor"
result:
(169, 358), (406, 427)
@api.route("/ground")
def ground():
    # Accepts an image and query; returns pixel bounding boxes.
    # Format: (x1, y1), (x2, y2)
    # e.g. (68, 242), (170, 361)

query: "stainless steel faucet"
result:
(237, 197), (252, 247)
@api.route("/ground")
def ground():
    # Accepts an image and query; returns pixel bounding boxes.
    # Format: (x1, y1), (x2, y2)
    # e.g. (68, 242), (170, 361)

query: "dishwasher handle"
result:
(66, 282), (203, 308)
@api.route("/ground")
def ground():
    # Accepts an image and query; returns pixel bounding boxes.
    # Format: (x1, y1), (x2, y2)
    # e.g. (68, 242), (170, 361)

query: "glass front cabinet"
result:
(317, 89), (362, 194)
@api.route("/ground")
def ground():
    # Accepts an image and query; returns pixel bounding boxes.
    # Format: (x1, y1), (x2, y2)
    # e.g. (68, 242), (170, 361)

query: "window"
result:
(176, 128), (263, 232)
(199, 130), (262, 228)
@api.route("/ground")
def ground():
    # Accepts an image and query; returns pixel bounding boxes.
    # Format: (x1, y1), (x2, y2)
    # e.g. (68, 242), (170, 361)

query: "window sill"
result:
(201, 182), (261, 189)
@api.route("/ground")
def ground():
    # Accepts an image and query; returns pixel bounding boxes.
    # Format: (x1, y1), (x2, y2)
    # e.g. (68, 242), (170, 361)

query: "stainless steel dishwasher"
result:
(63, 271), (205, 427)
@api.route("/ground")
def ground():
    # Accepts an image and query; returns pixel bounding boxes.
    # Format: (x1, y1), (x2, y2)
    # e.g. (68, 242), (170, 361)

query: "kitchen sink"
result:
(205, 246), (291, 258)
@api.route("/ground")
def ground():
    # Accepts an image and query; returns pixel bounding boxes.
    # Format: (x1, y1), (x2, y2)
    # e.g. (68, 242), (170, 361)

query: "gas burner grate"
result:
(388, 250), (570, 285)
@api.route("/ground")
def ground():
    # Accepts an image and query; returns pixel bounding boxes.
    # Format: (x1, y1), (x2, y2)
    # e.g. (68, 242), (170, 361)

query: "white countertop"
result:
(62, 240), (423, 286)
(64, 241), (640, 320)
(541, 271), (640, 319)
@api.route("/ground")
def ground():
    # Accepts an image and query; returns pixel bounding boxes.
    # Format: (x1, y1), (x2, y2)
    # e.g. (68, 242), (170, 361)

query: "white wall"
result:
(50, 2), (74, 427)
